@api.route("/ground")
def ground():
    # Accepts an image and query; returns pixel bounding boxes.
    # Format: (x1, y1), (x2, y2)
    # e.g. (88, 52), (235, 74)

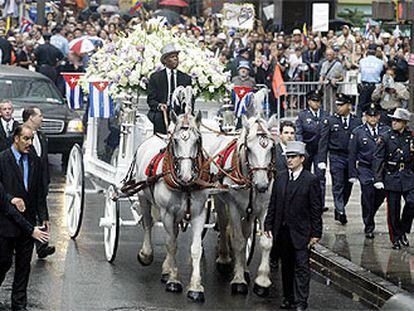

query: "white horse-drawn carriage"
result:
(64, 86), (277, 302)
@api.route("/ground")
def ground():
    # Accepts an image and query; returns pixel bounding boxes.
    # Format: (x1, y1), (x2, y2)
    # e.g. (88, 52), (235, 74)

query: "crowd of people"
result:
(0, 5), (413, 311)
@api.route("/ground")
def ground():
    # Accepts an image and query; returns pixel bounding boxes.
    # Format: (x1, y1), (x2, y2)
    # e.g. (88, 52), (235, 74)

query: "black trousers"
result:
(360, 183), (386, 233)
(278, 225), (310, 309)
(357, 83), (376, 117)
(0, 235), (34, 309)
(386, 190), (414, 243)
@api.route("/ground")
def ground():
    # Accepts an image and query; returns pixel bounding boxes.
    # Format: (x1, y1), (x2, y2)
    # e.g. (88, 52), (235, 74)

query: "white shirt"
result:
(342, 115), (350, 127)
(280, 143), (287, 155)
(33, 132), (42, 157)
(310, 108), (320, 119)
(369, 125), (378, 137)
(166, 68), (177, 105)
(1, 118), (14, 137)
(288, 167), (303, 181)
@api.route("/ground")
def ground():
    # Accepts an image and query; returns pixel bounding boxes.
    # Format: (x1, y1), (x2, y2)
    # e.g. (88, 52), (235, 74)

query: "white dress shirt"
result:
(33, 132), (42, 157)
(288, 167), (303, 181)
(1, 118), (13, 137)
(166, 68), (177, 105)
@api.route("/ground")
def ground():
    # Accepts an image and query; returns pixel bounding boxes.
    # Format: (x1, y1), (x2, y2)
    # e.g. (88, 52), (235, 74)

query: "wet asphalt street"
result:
(0, 156), (373, 311)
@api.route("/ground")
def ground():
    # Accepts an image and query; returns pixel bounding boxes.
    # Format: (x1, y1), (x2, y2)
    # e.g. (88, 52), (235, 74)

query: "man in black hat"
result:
(318, 93), (362, 225)
(348, 103), (389, 238)
(296, 90), (329, 211)
(147, 43), (192, 134)
(358, 44), (384, 117)
(373, 108), (414, 249)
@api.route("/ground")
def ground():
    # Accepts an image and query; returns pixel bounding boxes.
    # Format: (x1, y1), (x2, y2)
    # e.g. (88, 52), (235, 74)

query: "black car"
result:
(0, 65), (84, 158)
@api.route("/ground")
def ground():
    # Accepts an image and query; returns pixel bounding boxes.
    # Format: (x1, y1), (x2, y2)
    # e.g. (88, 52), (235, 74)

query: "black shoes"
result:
(38, 246), (56, 259)
(392, 240), (401, 250)
(400, 234), (410, 247)
(365, 232), (374, 239)
(334, 210), (347, 225)
(280, 298), (295, 309)
(322, 207), (329, 213)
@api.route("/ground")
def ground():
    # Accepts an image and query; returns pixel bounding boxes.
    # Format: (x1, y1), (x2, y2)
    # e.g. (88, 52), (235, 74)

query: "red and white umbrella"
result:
(69, 37), (95, 54)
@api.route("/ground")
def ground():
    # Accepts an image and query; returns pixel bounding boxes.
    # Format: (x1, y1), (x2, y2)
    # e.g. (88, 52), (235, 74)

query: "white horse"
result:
(204, 114), (276, 297)
(135, 109), (213, 303)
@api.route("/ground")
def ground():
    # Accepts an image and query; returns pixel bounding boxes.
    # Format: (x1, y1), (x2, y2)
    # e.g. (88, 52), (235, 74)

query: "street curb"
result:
(310, 244), (406, 309)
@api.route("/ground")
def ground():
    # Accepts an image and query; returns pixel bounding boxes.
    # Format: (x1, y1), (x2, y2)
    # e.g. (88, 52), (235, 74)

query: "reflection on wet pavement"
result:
(321, 183), (414, 292)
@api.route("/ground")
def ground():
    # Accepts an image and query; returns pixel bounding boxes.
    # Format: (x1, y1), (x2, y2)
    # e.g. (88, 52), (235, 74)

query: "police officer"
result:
(296, 90), (329, 211)
(373, 108), (414, 249)
(348, 103), (389, 238)
(318, 93), (362, 224)
(358, 44), (384, 117)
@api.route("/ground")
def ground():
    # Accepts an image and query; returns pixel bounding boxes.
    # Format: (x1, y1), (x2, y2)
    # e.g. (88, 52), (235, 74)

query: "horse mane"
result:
(172, 85), (193, 113)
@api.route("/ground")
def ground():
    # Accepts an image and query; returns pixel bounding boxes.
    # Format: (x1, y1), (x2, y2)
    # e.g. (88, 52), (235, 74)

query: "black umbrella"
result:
(153, 9), (183, 25)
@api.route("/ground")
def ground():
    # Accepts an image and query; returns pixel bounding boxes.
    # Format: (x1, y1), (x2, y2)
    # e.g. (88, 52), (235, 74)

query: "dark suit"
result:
(265, 169), (322, 309)
(147, 68), (192, 134)
(0, 119), (19, 152)
(0, 148), (47, 310)
(275, 143), (288, 175)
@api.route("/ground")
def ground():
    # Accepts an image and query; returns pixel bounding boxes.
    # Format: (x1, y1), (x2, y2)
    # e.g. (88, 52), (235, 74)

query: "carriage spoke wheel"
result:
(101, 185), (120, 263)
(246, 217), (258, 266)
(64, 144), (85, 239)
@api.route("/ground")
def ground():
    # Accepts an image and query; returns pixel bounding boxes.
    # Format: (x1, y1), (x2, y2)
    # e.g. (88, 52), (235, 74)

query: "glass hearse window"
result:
(0, 78), (63, 104)
(96, 113), (121, 165)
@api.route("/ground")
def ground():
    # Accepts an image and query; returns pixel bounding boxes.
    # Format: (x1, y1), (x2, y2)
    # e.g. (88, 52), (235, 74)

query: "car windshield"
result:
(0, 78), (63, 104)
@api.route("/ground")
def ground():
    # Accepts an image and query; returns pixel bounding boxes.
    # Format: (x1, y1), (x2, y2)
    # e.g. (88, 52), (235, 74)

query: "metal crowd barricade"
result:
(275, 81), (360, 125)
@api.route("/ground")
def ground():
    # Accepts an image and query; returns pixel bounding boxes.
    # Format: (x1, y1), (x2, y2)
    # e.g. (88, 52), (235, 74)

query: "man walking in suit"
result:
(147, 43), (192, 134)
(318, 93), (362, 225)
(296, 90), (329, 211)
(275, 120), (296, 175)
(265, 141), (323, 311)
(23, 106), (55, 259)
(0, 124), (49, 311)
(0, 100), (19, 151)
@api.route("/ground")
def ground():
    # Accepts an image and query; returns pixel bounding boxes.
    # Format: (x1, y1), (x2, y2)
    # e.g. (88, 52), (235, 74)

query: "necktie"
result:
(169, 70), (176, 106)
(290, 171), (294, 181)
(373, 128), (377, 138)
(18, 156), (24, 178)
(343, 117), (348, 128)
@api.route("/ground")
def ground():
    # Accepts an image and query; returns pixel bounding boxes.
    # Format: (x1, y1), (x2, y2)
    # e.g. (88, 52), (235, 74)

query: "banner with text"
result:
(222, 3), (255, 30)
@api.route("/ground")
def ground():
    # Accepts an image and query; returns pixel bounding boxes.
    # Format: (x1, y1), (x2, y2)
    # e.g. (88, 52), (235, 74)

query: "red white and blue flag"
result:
(19, 17), (32, 33)
(62, 72), (84, 110)
(89, 81), (114, 118)
(232, 86), (254, 117)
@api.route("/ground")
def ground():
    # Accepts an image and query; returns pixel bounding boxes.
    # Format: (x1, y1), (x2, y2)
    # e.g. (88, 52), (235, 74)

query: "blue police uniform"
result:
(296, 105), (329, 208)
(348, 122), (389, 234)
(319, 94), (362, 223)
(373, 127), (414, 247)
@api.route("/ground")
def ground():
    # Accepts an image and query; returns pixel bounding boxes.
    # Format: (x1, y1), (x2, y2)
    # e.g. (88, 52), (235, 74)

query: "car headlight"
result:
(67, 119), (84, 133)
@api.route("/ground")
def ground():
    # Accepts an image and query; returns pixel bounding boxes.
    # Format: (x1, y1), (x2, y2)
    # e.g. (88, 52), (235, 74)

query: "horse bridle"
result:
(238, 121), (276, 186)
(167, 125), (204, 188)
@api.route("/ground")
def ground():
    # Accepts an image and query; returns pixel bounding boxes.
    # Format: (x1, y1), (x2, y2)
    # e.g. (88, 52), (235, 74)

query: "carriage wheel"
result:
(101, 185), (120, 263)
(246, 218), (258, 266)
(64, 144), (85, 239)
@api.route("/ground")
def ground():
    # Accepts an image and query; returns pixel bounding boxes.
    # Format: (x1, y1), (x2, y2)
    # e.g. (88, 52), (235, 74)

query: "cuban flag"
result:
(89, 81), (114, 118)
(19, 17), (32, 33)
(232, 86), (254, 117)
(62, 73), (84, 110)
(364, 19), (371, 39)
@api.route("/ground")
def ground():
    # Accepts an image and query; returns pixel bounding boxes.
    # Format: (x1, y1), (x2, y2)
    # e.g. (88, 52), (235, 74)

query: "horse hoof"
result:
(160, 273), (169, 283)
(216, 262), (232, 274)
(231, 283), (248, 295)
(244, 272), (250, 284)
(187, 290), (205, 303)
(166, 282), (183, 293)
(253, 283), (269, 297)
(137, 252), (153, 266)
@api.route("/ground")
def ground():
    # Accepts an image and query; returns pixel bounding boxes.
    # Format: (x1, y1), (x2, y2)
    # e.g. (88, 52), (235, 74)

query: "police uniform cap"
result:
(365, 103), (380, 116)
(335, 93), (352, 105)
(238, 47), (250, 55)
(306, 89), (322, 101)
(285, 141), (306, 156)
(367, 43), (377, 51)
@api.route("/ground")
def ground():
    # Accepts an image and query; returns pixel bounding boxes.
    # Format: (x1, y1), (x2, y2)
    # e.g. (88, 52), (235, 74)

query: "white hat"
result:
(388, 108), (411, 121)
(160, 43), (180, 63)
(217, 32), (226, 41)
(382, 32), (391, 39)
(285, 141), (306, 156)
(292, 29), (301, 35)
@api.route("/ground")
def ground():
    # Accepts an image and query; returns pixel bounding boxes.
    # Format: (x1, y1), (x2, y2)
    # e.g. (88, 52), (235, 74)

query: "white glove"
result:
(318, 162), (327, 170)
(348, 178), (358, 184)
(374, 182), (385, 189)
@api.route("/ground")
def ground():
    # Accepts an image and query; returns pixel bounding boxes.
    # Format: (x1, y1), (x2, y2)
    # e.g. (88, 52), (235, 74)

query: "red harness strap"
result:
(216, 140), (237, 168)
(145, 152), (166, 177)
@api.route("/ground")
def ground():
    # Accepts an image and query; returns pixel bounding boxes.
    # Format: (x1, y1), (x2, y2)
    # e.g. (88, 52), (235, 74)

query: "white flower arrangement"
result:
(81, 18), (230, 100)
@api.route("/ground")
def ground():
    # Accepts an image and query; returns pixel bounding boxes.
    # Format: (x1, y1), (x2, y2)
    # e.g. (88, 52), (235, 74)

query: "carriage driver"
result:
(147, 43), (192, 134)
